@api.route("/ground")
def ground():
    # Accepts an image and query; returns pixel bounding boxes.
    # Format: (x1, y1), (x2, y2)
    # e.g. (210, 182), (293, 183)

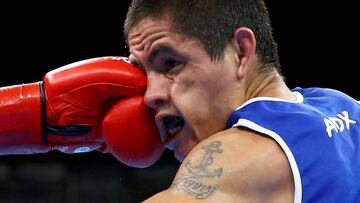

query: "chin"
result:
(172, 134), (199, 163)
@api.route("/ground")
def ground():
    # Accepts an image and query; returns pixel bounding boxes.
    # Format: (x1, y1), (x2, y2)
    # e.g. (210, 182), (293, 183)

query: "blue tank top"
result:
(226, 87), (360, 203)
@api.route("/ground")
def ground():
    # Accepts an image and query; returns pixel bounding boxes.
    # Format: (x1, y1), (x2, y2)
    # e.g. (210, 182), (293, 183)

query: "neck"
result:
(243, 68), (295, 102)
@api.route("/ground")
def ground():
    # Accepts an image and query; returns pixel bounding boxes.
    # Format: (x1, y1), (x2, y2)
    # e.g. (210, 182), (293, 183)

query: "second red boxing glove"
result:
(102, 96), (164, 168)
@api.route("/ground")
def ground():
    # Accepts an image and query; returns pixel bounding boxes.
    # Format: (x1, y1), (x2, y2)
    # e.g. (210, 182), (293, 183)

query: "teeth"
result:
(168, 126), (183, 136)
(163, 116), (185, 139)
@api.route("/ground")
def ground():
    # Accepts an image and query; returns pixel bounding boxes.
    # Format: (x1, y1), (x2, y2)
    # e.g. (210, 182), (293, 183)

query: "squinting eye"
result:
(164, 59), (181, 70)
(162, 59), (184, 79)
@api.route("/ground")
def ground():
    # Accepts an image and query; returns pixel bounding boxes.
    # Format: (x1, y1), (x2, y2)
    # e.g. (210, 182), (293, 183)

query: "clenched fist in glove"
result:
(0, 56), (164, 168)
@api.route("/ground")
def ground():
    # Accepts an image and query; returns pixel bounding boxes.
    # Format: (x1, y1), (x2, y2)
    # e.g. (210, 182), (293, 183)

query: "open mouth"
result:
(163, 116), (185, 143)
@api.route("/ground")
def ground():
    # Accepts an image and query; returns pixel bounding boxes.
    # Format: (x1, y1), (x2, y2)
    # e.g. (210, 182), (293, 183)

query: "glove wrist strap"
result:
(39, 81), (48, 145)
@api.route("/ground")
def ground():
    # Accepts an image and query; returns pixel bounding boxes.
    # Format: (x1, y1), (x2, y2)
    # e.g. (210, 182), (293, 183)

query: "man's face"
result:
(128, 17), (240, 161)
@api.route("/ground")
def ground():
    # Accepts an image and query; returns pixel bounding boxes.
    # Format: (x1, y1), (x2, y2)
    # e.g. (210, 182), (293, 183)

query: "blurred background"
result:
(0, 0), (358, 202)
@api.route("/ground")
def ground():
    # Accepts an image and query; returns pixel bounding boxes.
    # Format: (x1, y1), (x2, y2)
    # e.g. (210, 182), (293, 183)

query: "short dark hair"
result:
(124, 0), (281, 72)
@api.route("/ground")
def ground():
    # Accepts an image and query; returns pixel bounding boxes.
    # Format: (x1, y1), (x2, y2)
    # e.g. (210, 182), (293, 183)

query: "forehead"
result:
(127, 16), (204, 49)
(127, 17), (205, 64)
(128, 17), (172, 43)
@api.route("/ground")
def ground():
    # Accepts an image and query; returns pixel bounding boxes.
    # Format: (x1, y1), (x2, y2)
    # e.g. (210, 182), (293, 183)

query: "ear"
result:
(232, 27), (256, 79)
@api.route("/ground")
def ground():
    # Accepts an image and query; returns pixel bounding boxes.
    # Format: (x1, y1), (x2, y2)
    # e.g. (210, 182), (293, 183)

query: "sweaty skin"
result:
(128, 17), (295, 202)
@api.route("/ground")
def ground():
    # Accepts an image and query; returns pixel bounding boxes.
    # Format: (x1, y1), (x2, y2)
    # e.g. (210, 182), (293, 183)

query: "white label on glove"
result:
(74, 147), (91, 153)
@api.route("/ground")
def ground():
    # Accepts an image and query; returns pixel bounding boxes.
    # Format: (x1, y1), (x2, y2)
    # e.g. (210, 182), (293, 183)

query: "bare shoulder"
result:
(144, 128), (294, 203)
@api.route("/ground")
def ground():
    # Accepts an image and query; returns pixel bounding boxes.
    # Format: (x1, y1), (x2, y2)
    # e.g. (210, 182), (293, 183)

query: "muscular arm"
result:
(143, 128), (294, 203)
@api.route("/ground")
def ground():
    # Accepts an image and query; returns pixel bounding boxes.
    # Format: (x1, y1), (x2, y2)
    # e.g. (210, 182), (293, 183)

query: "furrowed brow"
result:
(130, 44), (180, 71)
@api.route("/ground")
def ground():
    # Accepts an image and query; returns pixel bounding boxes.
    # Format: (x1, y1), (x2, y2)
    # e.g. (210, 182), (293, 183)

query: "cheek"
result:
(172, 88), (202, 121)
(171, 76), (220, 135)
(171, 78), (209, 117)
(172, 73), (227, 110)
(170, 65), (237, 136)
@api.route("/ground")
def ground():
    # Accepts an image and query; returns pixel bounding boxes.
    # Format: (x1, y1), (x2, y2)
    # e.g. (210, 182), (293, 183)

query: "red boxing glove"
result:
(102, 96), (164, 168)
(0, 56), (164, 168)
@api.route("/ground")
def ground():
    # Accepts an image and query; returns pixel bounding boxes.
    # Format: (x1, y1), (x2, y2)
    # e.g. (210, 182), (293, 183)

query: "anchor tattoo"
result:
(172, 141), (223, 199)
(186, 141), (223, 178)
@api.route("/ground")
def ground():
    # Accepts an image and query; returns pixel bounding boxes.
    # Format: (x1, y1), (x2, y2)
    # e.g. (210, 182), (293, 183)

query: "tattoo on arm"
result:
(171, 141), (223, 199)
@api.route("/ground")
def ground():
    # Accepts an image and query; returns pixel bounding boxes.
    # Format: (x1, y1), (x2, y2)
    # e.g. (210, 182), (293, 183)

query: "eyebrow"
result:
(148, 44), (179, 64)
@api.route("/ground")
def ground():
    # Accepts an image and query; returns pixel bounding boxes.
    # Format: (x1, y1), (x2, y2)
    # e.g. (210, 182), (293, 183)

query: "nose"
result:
(144, 73), (169, 109)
